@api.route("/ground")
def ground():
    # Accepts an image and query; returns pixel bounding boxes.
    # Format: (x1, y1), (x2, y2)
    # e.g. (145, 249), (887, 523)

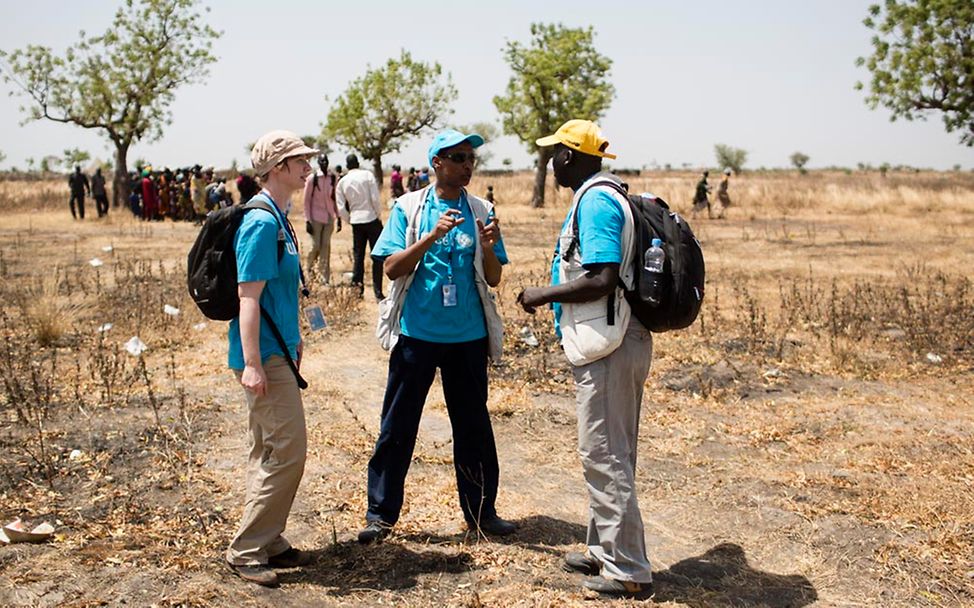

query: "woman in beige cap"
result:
(225, 130), (317, 586)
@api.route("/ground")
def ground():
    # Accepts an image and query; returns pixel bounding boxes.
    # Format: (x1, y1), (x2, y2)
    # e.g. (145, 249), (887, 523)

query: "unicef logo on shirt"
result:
(454, 232), (474, 249)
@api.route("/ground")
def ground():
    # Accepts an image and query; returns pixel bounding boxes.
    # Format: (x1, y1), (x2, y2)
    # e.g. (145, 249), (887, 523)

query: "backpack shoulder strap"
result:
(574, 178), (638, 326)
(240, 197), (310, 389)
(242, 196), (286, 261)
(565, 179), (630, 259)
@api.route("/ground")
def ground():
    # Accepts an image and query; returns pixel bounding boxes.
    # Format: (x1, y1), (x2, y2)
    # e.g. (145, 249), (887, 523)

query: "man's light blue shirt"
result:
(373, 189), (508, 343)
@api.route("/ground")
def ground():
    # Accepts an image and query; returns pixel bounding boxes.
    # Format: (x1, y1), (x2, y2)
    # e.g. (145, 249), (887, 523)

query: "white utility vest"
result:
(557, 172), (636, 366)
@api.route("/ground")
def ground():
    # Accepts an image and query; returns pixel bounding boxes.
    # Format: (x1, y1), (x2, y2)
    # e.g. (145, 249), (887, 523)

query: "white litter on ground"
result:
(519, 326), (539, 347)
(97, 323), (113, 333)
(124, 336), (147, 356)
(89, 258), (104, 267)
(163, 304), (180, 316)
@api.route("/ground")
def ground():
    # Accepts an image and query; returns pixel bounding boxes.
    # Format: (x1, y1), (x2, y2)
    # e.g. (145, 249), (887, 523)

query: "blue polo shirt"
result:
(227, 194), (302, 369)
(373, 190), (508, 343)
(551, 189), (625, 336)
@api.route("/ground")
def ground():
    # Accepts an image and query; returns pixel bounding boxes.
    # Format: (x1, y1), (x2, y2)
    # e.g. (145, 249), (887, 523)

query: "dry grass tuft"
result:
(15, 266), (92, 346)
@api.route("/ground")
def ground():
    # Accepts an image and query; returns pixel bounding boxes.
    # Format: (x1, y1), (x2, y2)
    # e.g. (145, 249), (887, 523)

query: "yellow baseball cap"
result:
(535, 119), (617, 160)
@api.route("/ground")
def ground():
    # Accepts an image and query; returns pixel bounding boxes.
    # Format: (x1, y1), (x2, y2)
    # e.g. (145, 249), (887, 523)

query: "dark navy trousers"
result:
(366, 335), (500, 525)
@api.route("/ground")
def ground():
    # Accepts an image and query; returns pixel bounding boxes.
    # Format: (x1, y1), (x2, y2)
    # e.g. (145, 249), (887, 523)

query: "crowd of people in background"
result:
(125, 164), (261, 223)
(69, 161), (732, 229)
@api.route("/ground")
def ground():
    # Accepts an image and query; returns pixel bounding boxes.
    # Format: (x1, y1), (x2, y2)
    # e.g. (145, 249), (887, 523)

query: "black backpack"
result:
(569, 180), (705, 333)
(186, 197), (309, 388)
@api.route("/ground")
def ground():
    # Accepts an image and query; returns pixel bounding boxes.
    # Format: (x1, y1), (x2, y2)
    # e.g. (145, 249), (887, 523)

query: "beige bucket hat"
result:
(251, 130), (319, 176)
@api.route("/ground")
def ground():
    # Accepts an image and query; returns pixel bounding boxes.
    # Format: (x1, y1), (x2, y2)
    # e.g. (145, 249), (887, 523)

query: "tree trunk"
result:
(371, 156), (384, 187)
(531, 148), (552, 208)
(112, 144), (130, 208)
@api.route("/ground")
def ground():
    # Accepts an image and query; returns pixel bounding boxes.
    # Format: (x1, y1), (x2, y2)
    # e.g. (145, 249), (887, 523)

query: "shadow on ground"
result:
(282, 515), (585, 595)
(399, 514), (587, 557)
(653, 543), (817, 607)
(284, 540), (474, 595)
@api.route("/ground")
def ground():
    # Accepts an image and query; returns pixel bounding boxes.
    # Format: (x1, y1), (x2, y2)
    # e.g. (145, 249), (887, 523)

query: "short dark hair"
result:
(346, 154), (359, 169)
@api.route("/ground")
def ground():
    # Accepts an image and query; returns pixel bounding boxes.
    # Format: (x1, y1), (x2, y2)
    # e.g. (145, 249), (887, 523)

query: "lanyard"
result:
(428, 190), (467, 283)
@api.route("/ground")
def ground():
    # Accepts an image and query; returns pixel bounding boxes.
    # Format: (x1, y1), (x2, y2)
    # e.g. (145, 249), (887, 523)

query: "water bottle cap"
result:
(651, 238), (662, 247)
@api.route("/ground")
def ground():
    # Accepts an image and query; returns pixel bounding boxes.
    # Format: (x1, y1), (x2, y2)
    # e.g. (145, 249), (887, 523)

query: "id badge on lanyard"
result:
(438, 194), (459, 307)
(442, 231), (458, 307)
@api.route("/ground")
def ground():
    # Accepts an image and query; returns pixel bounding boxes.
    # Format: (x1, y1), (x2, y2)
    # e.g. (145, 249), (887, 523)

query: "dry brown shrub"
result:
(15, 266), (92, 346)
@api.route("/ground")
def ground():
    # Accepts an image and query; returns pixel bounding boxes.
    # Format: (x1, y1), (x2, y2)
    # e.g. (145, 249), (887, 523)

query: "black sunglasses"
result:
(440, 151), (478, 165)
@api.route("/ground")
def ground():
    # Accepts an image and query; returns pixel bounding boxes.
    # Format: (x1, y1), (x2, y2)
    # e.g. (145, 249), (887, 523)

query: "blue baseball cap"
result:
(427, 129), (484, 166)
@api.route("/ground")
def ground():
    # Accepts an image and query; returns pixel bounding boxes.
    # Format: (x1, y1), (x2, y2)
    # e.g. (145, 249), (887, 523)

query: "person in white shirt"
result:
(336, 153), (384, 299)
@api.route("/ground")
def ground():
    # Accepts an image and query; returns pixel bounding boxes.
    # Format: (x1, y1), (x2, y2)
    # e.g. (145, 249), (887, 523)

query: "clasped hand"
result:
(433, 208), (465, 238)
(433, 210), (502, 248)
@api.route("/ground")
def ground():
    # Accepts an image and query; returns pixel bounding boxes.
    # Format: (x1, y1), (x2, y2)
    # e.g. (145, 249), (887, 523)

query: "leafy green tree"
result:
(0, 150), (5, 167)
(0, 0), (221, 206)
(493, 23), (615, 207)
(454, 121), (500, 168)
(790, 151), (810, 174)
(62, 148), (91, 169)
(855, 0), (974, 146)
(714, 144), (748, 174)
(323, 50), (456, 185)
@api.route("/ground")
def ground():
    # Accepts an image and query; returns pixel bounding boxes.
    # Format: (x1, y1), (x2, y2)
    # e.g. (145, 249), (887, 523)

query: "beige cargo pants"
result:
(572, 318), (654, 583)
(226, 356), (307, 566)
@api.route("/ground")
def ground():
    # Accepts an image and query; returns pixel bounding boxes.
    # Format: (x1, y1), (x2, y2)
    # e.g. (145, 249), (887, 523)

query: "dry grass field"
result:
(0, 169), (971, 607)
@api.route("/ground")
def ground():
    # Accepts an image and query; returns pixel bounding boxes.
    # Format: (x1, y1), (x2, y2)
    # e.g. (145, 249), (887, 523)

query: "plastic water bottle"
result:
(642, 238), (665, 305)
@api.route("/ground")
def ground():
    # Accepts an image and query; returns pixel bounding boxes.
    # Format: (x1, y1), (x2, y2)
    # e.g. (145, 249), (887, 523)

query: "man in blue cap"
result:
(358, 129), (516, 543)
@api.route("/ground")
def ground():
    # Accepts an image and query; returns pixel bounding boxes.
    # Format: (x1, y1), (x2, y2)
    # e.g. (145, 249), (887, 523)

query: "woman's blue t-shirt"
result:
(227, 195), (302, 369)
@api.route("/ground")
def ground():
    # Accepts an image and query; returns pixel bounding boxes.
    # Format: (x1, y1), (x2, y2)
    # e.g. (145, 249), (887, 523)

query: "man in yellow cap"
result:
(517, 119), (654, 599)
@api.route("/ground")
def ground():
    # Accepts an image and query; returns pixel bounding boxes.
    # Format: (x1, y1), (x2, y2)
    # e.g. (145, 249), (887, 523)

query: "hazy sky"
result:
(1, 0), (972, 172)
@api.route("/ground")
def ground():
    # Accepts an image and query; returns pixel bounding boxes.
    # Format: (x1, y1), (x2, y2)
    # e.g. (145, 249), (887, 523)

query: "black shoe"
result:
(358, 521), (392, 544)
(374, 293), (386, 301)
(563, 551), (600, 575)
(469, 515), (517, 536)
(582, 575), (654, 599)
(268, 547), (313, 568)
(227, 562), (279, 587)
